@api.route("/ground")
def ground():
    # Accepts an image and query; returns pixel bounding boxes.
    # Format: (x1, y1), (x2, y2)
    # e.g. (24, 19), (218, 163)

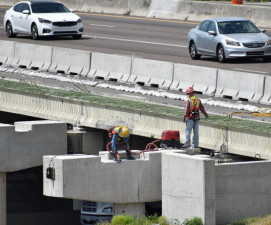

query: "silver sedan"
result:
(187, 17), (271, 62)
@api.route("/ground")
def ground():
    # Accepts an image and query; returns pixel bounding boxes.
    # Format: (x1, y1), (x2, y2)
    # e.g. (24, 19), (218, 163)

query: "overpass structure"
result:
(43, 149), (271, 225)
(0, 17), (271, 225)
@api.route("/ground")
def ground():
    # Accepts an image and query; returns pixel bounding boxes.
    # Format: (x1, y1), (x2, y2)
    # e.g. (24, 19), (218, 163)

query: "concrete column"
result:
(0, 172), (6, 225)
(67, 129), (104, 154)
(113, 203), (145, 218)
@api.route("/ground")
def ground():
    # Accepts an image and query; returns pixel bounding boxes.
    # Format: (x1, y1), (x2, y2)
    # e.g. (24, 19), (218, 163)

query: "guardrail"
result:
(0, 40), (270, 105)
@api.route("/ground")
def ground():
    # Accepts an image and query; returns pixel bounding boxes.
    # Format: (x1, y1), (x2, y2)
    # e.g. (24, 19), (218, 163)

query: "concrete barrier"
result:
(0, 40), (15, 66)
(260, 76), (271, 105)
(61, 0), (151, 17)
(11, 43), (52, 71)
(215, 70), (264, 103)
(170, 64), (217, 96)
(49, 47), (91, 76)
(1, 1), (271, 27)
(87, 52), (131, 83)
(128, 58), (173, 89)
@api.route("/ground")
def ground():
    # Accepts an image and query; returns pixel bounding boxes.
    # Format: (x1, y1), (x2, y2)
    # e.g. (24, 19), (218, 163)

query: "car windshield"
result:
(31, 2), (70, 13)
(218, 21), (260, 34)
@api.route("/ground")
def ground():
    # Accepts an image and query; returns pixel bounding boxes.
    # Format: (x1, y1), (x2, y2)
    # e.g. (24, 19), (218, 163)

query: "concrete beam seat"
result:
(0, 120), (67, 172)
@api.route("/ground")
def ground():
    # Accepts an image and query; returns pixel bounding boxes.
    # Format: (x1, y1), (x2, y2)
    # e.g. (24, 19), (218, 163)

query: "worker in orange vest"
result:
(183, 87), (208, 148)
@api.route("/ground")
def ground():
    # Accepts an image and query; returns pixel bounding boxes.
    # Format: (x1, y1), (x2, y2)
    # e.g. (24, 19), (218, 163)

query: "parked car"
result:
(187, 17), (271, 62)
(4, 1), (83, 40)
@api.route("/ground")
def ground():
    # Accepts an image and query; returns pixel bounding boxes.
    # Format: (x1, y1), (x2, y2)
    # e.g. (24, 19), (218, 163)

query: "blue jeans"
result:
(185, 119), (199, 147)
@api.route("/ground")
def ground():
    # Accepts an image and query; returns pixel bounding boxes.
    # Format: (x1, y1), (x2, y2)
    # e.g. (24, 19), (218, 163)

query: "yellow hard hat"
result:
(120, 126), (129, 138)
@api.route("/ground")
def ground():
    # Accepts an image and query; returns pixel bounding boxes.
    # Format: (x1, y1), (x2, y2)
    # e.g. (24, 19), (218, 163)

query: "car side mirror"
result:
(208, 30), (216, 36)
(70, 9), (75, 13)
(22, 9), (30, 14)
(260, 29), (266, 33)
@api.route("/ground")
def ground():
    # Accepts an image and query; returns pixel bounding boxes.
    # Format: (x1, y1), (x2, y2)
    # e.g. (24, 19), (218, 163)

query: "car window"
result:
(208, 21), (217, 33)
(14, 3), (30, 13)
(218, 21), (260, 34)
(31, 2), (70, 13)
(198, 21), (210, 32)
(21, 3), (30, 12)
(13, 3), (23, 12)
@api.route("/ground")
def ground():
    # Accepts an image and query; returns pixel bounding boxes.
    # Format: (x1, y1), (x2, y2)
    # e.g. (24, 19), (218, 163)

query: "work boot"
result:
(112, 150), (121, 163)
(126, 151), (135, 160)
(115, 156), (122, 163)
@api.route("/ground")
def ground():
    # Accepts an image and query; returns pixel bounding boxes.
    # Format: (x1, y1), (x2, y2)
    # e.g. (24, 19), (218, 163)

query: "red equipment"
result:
(160, 130), (182, 149)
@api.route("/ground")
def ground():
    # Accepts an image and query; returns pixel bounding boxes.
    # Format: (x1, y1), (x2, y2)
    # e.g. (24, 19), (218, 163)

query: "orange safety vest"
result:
(188, 96), (200, 119)
(108, 126), (122, 140)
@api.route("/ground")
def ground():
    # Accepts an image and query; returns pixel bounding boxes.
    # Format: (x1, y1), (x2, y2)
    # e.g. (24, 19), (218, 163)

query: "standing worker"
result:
(183, 87), (208, 148)
(110, 126), (135, 162)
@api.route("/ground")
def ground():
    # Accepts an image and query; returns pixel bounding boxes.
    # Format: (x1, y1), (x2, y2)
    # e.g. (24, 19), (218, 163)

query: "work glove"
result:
(205, 115), (209, 119)
(183, 118), (186, 123)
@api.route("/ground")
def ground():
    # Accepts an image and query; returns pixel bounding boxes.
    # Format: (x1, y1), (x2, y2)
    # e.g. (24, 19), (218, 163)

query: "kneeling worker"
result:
(111, 126), (135, 162)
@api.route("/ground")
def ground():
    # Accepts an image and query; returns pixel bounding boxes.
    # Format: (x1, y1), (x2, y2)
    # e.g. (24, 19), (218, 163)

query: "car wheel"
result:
(217, 45), (227, 63)
(72, 34), (82, 39)
(31, 23), (39, 40)
(6, 21), (16, 38)
(189, 42), (201, 60)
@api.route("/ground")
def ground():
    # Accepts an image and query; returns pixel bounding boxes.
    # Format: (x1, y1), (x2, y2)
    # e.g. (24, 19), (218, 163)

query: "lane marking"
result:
(233, 68), (269, 74)
(89, 23), (116, 28)
(84, 34), (186, 48)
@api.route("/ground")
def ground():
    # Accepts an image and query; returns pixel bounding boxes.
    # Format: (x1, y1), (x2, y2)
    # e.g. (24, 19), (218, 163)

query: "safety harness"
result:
(188, 96), (200, 119)
(108, 126), (121, 139)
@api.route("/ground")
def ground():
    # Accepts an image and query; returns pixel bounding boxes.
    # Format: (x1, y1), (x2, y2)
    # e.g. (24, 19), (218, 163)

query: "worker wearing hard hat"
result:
(111, 126), (135, 161)
(183, 87), (208, 148)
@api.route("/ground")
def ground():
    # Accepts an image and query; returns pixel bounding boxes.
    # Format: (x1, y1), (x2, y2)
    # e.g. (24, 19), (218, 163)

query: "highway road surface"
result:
(0, 6), (271, 75)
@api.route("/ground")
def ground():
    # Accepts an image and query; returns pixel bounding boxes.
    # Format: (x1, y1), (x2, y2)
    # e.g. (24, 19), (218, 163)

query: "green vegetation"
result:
(98, 214), (203, 225)
(229, 214), (271, 225)
(97, 214), (271, 225)
(0, 79), (270, 134)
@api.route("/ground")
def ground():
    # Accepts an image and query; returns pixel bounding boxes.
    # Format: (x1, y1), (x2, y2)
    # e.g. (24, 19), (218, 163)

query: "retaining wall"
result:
(1, 1), (271, 27)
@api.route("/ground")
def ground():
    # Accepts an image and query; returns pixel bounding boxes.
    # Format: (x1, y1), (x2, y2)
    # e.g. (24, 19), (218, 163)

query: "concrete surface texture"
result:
(0, 40), (14, 66)
(113, 203), (145, 218)
(162, 153), (215, 225)
(0, 87), (270, 159)
(0, 120), (67, 172)
(11, 43), (52, 71)
(1, 40), (270, 104)
(0, 172), (6, 225)
(88, 52), (132, 83)
(1, 0), (270, 27)
(162, 152), (271, 224)
(216, 160), (271, 224)
(43, 150), (174, 203)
